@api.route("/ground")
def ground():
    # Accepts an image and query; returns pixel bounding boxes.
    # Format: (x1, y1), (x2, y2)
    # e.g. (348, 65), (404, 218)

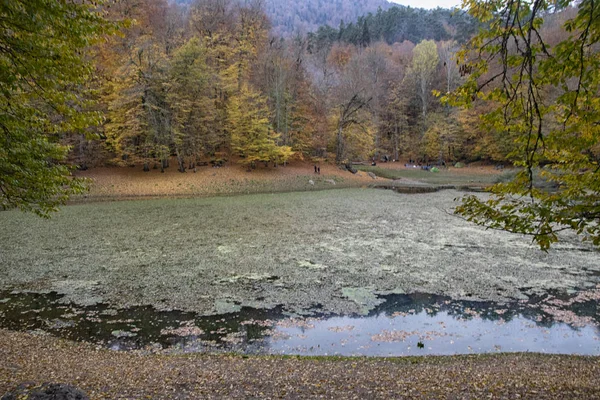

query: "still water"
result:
(0, 289), (598, 356)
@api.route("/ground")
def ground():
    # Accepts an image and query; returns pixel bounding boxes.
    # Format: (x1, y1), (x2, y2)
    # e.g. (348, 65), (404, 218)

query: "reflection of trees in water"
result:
(0, 291), (283, 349)
(369, 292), (595, 330)
(189, 306), (286, 344)
(568, 301), (600, 321)
(0, 289), (598, 352)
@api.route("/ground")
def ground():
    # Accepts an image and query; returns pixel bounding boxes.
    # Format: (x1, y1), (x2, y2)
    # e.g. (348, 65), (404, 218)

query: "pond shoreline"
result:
(1, 289), (598, 357)
(69, 163), (501, 204)
(0, 329), (599, 399)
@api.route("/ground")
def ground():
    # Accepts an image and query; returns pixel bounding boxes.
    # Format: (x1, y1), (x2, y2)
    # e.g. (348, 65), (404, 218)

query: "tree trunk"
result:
(175, 149), (185, 173)
(394, 120), (400, 161)
(178, 157), (186, 173)
(336, 124), (344, 163)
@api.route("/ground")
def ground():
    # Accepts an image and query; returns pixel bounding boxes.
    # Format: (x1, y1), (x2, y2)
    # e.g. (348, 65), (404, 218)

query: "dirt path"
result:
(0, 330), (598, 399)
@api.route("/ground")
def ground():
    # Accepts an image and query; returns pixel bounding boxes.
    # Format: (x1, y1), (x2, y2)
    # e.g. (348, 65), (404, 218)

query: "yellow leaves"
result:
(411, 40), (439, 79)
(327, 44), (354, 70)
(228, 84), (293, 165)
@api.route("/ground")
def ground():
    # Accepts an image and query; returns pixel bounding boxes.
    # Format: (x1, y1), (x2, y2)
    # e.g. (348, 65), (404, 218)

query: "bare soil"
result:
(74, 162), (373, 200)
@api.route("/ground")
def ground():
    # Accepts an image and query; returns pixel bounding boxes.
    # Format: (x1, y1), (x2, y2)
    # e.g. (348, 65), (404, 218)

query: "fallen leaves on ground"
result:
(1, 329), (599, 399)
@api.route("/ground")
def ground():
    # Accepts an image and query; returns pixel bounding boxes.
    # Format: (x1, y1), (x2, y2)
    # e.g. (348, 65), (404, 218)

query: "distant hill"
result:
(263, 0), (393, 37)
(171, 0), (475, 42)
(308, 5), (478, 47)
(172, 0), (393, 37)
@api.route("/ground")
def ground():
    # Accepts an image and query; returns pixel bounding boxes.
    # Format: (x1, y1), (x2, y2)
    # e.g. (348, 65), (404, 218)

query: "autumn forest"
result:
(67, 0), (498, 173)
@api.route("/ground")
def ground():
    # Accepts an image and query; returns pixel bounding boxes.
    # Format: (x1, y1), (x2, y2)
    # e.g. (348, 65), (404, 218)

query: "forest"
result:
(3, 0), (597, 247)
(176, 0), (394, 37)
(65, 0), (497, 173)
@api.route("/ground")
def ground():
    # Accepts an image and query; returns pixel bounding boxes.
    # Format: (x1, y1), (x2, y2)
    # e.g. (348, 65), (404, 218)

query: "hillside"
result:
(173, 0), (394, 37)
(264, 0), (392, 37)
(308, 5), (478, 47)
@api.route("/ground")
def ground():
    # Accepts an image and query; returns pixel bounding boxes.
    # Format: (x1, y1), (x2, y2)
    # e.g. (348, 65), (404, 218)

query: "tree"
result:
(329, 49), (373, 163)
(167, 38), (211, 172)
(381, 82), (409, 161)
(0, 1), (113, 216)
(228, 84), (292, 167)
(450, 0), (600, 249)
(438, 40), (460, 97)
(409, 40), (439, 128)
(103, 4), (173, 172)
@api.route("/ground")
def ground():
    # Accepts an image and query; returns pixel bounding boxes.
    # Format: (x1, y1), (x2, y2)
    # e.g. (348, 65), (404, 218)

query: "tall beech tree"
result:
(409, 40), (439, 127)
(228, 84), (293, 167)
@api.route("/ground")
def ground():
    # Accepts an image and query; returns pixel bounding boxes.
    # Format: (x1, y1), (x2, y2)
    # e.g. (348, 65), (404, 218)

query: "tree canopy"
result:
(449, 0), (600, 249)
(0, 1), (113, 216)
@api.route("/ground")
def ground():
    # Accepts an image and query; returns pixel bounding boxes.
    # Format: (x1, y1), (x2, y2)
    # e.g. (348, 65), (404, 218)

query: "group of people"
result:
(404, 159), (447, 170)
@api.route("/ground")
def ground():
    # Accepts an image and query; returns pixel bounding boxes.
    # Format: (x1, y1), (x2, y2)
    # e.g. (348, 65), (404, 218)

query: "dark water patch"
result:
(375, 185), (441, 194)
(0, 289), (598, 356)
(391, 186), (442, 194)
(375, 185), (487, 194)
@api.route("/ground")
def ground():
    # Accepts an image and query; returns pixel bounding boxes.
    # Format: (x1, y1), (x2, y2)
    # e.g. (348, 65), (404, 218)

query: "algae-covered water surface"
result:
(0, 189), (599, 355)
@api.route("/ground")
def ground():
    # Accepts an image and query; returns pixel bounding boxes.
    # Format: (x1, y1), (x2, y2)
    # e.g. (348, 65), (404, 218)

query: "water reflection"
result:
(0, 290), (598, 356)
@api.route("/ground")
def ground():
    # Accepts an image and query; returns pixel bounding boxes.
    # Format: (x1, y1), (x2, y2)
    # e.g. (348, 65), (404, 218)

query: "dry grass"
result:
(357, 163), (505, 186)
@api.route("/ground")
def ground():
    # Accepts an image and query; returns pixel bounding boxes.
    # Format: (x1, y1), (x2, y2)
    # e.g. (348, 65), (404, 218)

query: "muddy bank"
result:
(0, 189), (598, 316)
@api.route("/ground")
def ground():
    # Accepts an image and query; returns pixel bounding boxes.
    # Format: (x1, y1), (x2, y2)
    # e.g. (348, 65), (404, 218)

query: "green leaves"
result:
(451, 0), (600, 248)
(0, 0), (114, 216)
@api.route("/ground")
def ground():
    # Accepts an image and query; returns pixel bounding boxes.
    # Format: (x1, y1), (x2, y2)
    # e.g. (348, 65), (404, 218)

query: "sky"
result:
(389, 0), (461, 10)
